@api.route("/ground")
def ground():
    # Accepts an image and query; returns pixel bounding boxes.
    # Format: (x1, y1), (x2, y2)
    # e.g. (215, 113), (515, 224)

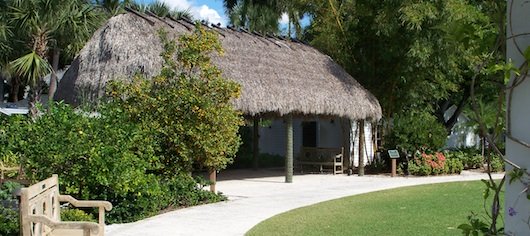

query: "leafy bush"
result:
(444, 149), (484, 170)
(488, 154), (504, 172)
(0, 207), (18, 236)
(61, 208), (96, 222)
(0, 182), (21, 236)
(406, 151), (465, 176)
(444, 158), (464, 174)
(387, 111), (447, 153)
(106, 26), (243, 174)
(365, 156), (389, 173)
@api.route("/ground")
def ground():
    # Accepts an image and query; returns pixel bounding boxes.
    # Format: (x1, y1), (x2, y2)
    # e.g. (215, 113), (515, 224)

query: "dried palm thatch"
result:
(55, 10), (382, 121)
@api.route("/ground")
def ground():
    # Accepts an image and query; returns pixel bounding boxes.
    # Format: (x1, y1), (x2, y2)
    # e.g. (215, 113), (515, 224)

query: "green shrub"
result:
(386, 111), (447, 153)
(0, 182), (21, 236)
(445, 150), (484, 170)
(467, 155), (485, 169)
(408, 160), (432, 176)
(445, 158), (464, 174)
(0, 207), (18, 236)
(106, 26), (243, 174)
(489, 155), (504, 172)
(406, 152), (465, 176)
(61, 208), (96, 222)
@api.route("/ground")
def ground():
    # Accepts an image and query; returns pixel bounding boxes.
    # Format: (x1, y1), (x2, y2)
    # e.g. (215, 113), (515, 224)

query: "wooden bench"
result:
(19, 174), (112, 236)
(298, 147), (343, 175)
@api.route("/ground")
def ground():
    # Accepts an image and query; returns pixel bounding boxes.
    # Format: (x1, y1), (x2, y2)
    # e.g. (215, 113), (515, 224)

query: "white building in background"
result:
(505, 1), (530, 234)
(444, 105), (481, 149)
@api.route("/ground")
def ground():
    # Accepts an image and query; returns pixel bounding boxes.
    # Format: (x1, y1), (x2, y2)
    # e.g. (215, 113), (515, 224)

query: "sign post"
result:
(388, 150), (400, 177)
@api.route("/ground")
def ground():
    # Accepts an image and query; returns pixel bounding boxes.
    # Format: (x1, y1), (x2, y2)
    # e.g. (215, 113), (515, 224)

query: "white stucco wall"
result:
(505, 1), (530, 234)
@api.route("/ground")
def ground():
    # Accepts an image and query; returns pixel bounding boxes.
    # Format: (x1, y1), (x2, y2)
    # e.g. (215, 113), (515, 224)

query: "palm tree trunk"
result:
(253, 116), (259, 170)
(28, 88), (40, 118)
(48, 47), (60, 102)
(8, 77), (20, 102)
(285, 114), (293, 183)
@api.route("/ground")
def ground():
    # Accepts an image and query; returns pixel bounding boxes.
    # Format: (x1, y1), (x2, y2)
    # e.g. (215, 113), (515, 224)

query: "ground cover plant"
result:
(247, 180), (503, 236)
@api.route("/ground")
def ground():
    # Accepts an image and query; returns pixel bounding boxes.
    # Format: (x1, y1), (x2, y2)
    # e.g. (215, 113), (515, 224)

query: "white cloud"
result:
(279, 12), (289, 25)
(161, 0), (192, 10)
(193, 5), (224, 26)
(161, 0), (227, 26)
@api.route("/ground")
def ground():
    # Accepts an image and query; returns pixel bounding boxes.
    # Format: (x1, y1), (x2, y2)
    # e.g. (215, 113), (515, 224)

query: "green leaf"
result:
(10, 51), (51, 88)
(508, 168), (525, 184)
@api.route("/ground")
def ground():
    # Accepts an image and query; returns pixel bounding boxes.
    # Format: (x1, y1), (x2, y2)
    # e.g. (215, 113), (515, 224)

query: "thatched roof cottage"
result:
(55, 9), (382, 182)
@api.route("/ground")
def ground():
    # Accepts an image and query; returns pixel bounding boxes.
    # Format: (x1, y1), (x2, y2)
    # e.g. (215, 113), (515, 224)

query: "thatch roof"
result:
(55, 10), (382, 121)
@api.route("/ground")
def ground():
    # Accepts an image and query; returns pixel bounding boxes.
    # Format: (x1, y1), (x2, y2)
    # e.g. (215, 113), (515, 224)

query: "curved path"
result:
(106, 169), (503, 236)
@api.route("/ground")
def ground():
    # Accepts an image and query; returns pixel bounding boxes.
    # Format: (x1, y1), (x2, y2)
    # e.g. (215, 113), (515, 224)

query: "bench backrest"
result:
(300, 147), (343, 162)
(20, 174), (61, 236)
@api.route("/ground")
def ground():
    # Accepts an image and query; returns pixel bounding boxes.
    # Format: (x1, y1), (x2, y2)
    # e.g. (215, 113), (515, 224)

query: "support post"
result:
(285, 114), (293, 183)
(358, 120), (365, 176)
(391, 159), (397, 177)
(253, 117), (259, 170)
(209, 169), (216, 192)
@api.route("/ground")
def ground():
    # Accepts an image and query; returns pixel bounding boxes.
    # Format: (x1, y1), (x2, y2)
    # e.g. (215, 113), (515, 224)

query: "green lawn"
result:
(247, 181), (499, 236)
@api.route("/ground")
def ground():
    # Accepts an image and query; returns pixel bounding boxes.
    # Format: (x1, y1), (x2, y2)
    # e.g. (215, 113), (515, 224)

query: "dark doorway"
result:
(302, 121), (317, 147)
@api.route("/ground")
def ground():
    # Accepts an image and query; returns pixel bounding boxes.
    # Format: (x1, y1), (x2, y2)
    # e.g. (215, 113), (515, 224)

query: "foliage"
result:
(407, 151), (464, 176)
(107, 26), (243, 174)
(61, 208), (96, 222)
(304, 0), (499, 122)
(1, 0), (103, 106)
(0, 207), (18, 236)
(0, 181), (21, 236)
(224, 0), (307, 37)
(458, 179), (505, 235)
(1, 102), (228, 223)
(458, 212), (490, 236)
(445, 149), (484, 170)
(386, 111), (447, 153)
(365, 157), (389, 173)
(488, 154), (504, 173)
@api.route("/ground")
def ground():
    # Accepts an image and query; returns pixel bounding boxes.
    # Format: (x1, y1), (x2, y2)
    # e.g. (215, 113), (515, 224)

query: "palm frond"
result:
(170, 9), (193, 20)
(148, 1), (171, 17)
(10, 51), (51, 88)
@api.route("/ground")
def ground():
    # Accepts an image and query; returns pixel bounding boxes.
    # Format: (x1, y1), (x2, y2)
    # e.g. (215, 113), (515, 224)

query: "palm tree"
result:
(6, 0), (103, 116)
(224, 0), (307, 36)
(148, 1), (171, 17)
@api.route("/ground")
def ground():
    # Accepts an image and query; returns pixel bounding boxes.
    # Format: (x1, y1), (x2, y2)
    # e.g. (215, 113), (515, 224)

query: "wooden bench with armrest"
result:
(298, 147), (343, 175)
(19, 174), (112, 236)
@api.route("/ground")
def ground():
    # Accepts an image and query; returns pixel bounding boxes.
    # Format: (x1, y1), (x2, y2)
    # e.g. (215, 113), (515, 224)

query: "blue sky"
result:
(140, 0), (230, 26)
(139, 0), (306, 29)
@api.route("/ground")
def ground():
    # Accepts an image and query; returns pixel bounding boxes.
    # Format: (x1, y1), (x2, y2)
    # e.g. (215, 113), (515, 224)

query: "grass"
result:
(247, 180), (501, 236)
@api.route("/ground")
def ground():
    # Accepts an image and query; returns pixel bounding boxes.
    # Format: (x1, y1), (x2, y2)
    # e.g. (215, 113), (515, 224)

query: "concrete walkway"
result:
(106, 169), (504, 236)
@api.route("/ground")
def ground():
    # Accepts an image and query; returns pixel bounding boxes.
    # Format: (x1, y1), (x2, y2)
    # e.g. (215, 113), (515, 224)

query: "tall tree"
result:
(224, 0), (307, 37)
(5, 0), (103, 116)
(304, 0), (499, 132)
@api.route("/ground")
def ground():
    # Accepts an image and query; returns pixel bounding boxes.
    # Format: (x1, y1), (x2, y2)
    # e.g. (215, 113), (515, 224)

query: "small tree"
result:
(387, 110), (447, 154)
(107, 25), (243, 176)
